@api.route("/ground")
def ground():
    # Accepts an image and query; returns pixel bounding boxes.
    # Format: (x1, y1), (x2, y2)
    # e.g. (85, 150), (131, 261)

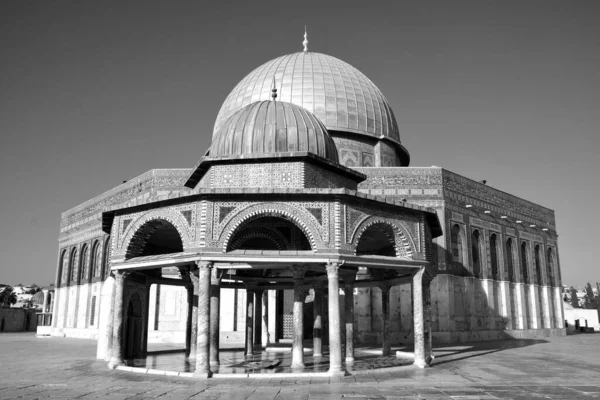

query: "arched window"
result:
(59, 250), (68, 286)
(471, 229), (482, 278)
(535, 245), (543, 285)
(79, 245), (89, 283)
(69, 248), (78, 284)
(102, 238), (110, 279)
(506, 238), (515, 282)
(92, 241), (101, 278)
(521, 242), (529, 284)
(546, 248), (555, 286)
(450, 224), (464, 265)
(490, 234), (499, 280)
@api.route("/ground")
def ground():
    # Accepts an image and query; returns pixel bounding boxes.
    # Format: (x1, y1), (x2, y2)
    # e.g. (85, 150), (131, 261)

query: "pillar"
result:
(412, 268), (427, 368)
(194, 261), (212, 378)
(261, 290), (270, 347)
(254, 289), (263, 350)
(107, 270), (127, 369)
(313, 281), (324, 357)
(424, 281), (433, 363)
(244, 285), (255, 356)
(326, 262), (343, 375)
(380, 284), (391, 357)
(188, 269), (199, 360)
(291, 267), (305, 369)
(209, 268), (221, 366)
(343, 274), (355, 362)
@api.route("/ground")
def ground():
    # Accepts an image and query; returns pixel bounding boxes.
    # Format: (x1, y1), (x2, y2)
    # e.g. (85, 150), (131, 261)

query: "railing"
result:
(36, 312), (52, 327)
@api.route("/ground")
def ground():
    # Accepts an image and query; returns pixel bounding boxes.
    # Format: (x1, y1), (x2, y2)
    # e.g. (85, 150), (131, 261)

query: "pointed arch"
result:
(351, 217), (415, 259)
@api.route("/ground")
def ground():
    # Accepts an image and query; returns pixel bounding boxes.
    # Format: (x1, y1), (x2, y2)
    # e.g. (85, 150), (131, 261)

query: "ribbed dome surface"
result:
(211, 100), (339, 163)
(214, 52), (400, 142)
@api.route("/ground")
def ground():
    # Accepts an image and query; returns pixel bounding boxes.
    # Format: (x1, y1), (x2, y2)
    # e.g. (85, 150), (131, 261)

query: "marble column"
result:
(326, 262), (343, 375)
(254, 289), (263, 350)
(261, 290), (270, 347)
(313, 281), (324, 357)
(380, 284), (391, 357)
(179, 267), (193, 358)
(291, 267), (306, 369)
(194, 261), (212, 378)
(209, 268), (221, 366)
(412, 268), (427, 368)
(424, 281), (433, 363)
(343, 274), (356, 362)
(244, 286), (255, 356)
(188, 269), (199, 360)
(103, 273), (116, 361)
(108, 270), (127, 369)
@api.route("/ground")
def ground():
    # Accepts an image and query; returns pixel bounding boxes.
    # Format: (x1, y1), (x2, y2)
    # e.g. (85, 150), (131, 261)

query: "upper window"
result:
(471, 229), (482, 278)
(490, 234), (499, 280)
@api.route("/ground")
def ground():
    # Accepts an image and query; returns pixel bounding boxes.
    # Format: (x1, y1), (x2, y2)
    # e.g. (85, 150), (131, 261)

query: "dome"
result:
(211, 100), (339, 163)
(214, 52), (401, 144)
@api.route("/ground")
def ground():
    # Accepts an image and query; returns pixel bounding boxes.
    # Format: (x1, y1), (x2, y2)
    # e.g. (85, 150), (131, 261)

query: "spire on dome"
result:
(303, 26), (308, 53)
(271, 76), (277, 101)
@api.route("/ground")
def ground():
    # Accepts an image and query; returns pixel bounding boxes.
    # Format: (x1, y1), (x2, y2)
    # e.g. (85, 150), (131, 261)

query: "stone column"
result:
(424, 281), (433, 363)
(178, 267), (193, 358)
(244, 285), (255, 356)
(412, 268), (427, 368)
(261, 290), (270, 347)
(194, 261), (212, 378)
(313, 281), (324, 357)
(380, 284), (391, 357)
(102, 274), (116, 361)
(291, 266), (306, 369)
(108, 270), (127, 369)
(209, 268), (221, 366)
(326, 262), (343, 375)
(343, 274), (356, 362)
(254, 289), (263, 350)
(188, 269), (199, 360)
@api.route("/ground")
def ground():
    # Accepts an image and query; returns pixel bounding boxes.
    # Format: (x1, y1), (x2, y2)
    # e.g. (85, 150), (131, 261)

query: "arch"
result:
(228, 226), (291, 251)
(57, 249), (67, 286)
(91, 240), (101, 278)
(79, 244), (89, 283)
(120, 209), (192, 256)
(220, 203), (324, 252)
(520, 241), (529, 284)
(490, 233), (499, 280)
(471, 229), (482, 278)
(352, 217), (414, 258)
(125, 218), (184, 259)
(535, 245), (543, 285)
(506, 238), (515, 282)
(450, 224), (467, 268)
(102, 237), (110, 279)
(546, 247), (555, 287)
(69, 247), (78, 284)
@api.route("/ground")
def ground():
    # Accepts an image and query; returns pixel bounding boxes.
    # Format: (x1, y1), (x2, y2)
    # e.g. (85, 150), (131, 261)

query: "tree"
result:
(0, 286), (17, 307)
(584, 282), (595, 309)
(569, 286), (579, 308)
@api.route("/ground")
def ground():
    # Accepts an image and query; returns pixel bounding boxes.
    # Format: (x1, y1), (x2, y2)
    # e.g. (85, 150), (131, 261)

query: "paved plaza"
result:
(1, 333), (600, 399)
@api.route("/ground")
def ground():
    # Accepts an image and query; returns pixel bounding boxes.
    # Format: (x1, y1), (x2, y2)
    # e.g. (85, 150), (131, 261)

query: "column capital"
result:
(341, 272), (356, 285)
(313, 280), (326, 290)
(114, 269), (130, 281)
(290, 265), (306, 280)
(244, 282), (258, 292)
(326, 261), (343, 277)
(196, 260), (213, 269)
(211, 267), (224, 284)
(178, 266), (192, 282)
(379, 283), (391, 292)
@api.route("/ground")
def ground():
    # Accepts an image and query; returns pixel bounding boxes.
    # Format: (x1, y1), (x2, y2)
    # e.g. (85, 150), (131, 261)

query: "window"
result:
(79, 245), (89, 283)
(490, 234), (499, 280)
(69, 249), (78, 284)
(102, 238), (110, 279)
(506, 238), (515, 282)
(90, 296), (97, 326)
(546, 248), (555, 286)
(535, 245), (543, 285)
(92, 242), (101, 278)
(450, 224), (464, 265)
(472, 230), (482, 278)
(521, 242), (529, 284)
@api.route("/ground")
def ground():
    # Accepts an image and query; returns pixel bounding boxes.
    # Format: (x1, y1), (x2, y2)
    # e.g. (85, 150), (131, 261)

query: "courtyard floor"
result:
(1, 333), (600, 399)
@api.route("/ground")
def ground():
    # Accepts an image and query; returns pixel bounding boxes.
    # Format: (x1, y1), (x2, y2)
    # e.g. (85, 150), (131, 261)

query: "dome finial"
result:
(271, 76), (277, 101)
(303, 26), (308, 53)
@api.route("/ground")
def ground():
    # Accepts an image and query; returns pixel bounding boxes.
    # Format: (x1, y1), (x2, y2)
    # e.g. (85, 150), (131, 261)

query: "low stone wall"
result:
(0, 308), (38, 332)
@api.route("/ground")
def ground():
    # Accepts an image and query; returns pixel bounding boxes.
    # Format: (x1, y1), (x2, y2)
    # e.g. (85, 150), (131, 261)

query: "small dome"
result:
(210, 100), (339, 163)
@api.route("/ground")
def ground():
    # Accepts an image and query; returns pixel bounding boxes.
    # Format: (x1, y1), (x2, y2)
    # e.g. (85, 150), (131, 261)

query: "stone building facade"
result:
(49, 47), (564, 375)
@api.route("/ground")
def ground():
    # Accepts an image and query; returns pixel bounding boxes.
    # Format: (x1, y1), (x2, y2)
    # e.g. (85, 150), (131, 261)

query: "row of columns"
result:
(107, 262), (433, 376)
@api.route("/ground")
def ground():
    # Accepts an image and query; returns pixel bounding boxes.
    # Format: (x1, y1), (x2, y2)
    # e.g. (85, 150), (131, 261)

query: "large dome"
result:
(214, 52), (401, 143)
(211, 100), (339, 163)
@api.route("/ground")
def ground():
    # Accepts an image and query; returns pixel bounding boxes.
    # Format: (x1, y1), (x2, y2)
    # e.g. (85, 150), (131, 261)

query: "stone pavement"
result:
(1, 333), (600, 399)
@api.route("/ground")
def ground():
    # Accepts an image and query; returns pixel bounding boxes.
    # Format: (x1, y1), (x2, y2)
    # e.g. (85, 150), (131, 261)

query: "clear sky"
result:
(0, 1), (598, 287)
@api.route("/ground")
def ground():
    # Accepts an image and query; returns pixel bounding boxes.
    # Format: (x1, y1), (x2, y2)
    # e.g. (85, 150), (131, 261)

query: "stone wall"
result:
(0, 308), (38, 332)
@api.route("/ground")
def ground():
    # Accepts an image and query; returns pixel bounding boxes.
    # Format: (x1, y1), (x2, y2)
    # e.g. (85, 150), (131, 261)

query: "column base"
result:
(107, 358), (123, 370)
(313, 353), (323, 357)
(193, 371), (212, 379)
(210, 360), (220, 366)
(413, 360), (431, 369)
(291, 362), (305, 369)
(345, 357), (354, 363)
(327, 368), (346, 377)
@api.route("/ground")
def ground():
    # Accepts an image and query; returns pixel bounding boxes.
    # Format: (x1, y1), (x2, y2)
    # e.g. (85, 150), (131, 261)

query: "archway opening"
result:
(126, 220), (184, 259)
(227, 215), (311, 252)
(356, 223), (396, 257)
